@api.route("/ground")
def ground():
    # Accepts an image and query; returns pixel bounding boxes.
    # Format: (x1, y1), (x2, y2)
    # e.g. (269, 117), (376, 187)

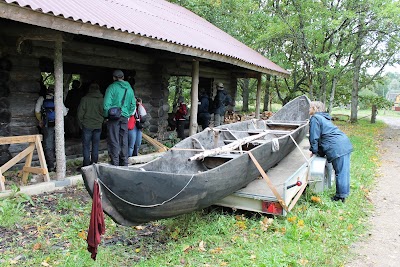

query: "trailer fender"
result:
(308, 156), (333, 193)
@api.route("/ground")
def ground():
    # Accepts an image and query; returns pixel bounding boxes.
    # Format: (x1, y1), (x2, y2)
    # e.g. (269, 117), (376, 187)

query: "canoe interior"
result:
(142, 95), (310, 174)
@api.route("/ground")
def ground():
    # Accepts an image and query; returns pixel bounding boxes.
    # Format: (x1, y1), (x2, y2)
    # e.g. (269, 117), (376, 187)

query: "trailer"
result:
(214, 138), (333, 216)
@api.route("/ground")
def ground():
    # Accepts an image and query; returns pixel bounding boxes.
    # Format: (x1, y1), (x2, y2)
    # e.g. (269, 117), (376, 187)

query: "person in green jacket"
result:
(77, 82), (104, 167)
(103, 70), (136, 166)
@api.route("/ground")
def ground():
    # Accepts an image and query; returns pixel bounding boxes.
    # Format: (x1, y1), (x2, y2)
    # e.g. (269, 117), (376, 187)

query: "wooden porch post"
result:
(54, 40), (66, 180)
(189, 60), (199, 136)
(255, 73), (262, 119)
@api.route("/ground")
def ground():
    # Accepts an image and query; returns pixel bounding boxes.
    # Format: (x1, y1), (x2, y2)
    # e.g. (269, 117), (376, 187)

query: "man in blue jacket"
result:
(309, 101), (353, 202)
(103, 70), (136, 166)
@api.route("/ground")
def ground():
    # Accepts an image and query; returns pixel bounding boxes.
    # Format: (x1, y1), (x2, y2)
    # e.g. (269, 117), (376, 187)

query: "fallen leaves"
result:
(209, 247), (223, 254)
(287, 216), (297, 223)
(311, 196), (321, 203)
(32, 242), (42, 250)
(198, 240), (207, 252)
(235, 221), (247, 230)
(41, 257), (52, 267)
(78, 230), (86, 240)
(260, 217), (274, 231)
(235, 214), (247, 230)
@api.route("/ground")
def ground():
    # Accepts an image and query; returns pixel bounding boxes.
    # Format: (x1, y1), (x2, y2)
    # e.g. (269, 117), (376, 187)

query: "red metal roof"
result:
(2, 0), (289, 76)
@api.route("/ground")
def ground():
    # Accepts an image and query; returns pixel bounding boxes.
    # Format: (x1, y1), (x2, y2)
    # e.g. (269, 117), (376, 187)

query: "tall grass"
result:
(0, 119), (384, 267)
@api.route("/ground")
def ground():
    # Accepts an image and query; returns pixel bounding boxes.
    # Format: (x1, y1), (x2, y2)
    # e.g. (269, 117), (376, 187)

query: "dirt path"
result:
(347, 117), (400, 267)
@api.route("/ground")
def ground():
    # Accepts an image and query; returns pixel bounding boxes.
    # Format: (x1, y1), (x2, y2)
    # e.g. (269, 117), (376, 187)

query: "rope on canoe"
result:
(95, 171), (195, 208)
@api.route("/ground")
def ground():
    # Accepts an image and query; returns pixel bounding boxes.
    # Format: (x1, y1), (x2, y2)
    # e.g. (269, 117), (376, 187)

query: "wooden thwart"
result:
(189, 131), (270, 161)
(0, 134), (49, 191)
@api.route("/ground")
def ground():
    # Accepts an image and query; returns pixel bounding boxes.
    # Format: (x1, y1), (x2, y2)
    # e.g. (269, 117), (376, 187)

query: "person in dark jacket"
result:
(309, 101), (353, 202)
(65, 80), (83, 138)
(174, 96), (188, 140)
(78, 83), (104, 167)
(197, 88), (211, 130)
(213, 83), (232, 126)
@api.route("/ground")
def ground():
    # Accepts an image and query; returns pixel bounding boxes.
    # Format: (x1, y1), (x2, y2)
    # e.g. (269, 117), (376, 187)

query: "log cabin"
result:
(0, 0), (289, 176)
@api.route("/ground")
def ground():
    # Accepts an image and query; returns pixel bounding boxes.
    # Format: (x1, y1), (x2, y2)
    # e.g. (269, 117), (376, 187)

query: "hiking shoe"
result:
(331, 196), (345, 203)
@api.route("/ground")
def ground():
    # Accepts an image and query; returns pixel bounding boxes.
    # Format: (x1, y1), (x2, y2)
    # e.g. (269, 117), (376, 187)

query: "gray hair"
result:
(310, 101), (326, 112)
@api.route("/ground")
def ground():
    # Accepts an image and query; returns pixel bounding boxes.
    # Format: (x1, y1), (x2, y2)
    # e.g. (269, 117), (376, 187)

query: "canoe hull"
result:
(82, 95), (311, 225)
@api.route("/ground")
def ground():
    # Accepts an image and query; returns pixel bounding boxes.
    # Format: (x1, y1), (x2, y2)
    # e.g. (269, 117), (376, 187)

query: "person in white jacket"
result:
(128, 97), (147, 157)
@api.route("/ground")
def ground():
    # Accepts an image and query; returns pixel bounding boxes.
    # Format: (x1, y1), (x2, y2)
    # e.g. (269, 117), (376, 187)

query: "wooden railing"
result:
(0, 135), (49, 191)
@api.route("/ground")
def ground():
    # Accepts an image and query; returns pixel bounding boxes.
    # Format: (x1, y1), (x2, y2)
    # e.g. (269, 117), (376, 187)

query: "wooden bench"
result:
(0, 135), (49, 191)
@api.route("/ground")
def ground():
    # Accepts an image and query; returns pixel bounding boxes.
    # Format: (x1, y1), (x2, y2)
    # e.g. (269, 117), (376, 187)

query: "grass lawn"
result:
(0, 117), (386, 267)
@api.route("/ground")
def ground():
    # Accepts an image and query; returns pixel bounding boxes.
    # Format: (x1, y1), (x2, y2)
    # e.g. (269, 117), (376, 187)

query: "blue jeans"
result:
(332, 153), (351, 198)
(128, 126), (142, 157)
(82, 126), (101, 166)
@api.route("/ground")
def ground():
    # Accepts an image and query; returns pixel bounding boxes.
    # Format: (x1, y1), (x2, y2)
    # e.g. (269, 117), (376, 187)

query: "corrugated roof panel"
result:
(3, 0), (289, 75)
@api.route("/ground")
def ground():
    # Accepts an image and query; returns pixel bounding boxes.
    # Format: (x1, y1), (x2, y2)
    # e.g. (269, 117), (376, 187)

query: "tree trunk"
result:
(371, 105), (377, 123)
(255, 74), (262, 119)
(328, 76), (337, 114)
(263, 74), (271, 111)
(54, 40), (66, 180)
(242, 78), (250, 112)
(173, 77), (182, 113)
(320, 71), (327, 105)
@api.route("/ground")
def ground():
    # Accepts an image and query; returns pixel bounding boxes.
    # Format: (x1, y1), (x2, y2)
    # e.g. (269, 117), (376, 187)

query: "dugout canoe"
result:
(82, 95), (311, 226)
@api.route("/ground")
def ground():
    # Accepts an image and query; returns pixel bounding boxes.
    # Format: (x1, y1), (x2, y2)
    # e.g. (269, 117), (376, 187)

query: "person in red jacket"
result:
(174, 96), (188, 140)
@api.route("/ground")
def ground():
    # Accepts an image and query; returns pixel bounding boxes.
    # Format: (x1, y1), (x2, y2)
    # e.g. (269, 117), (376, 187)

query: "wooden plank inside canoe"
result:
(188, 131), (270, 161)
(266, 121), (306, 127)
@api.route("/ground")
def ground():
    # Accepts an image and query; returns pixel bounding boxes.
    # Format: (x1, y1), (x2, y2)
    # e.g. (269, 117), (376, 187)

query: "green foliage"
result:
(163, 132), (181, 148)
(168, 76), (192, 112)
(359, 92), (393, 110)
(168, 0), (400, 110)
(0, 186), (33, 227)
(0, 118), (385, 266)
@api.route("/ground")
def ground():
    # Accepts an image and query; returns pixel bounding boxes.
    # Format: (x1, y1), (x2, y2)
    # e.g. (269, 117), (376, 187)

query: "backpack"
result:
(42, 97), (55, 127)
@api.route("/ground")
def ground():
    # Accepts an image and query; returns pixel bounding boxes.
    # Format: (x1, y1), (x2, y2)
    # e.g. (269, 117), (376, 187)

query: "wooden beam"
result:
(22, 144), (34, 184)
(0, 144), (35, 174)
(23, 166), (48, 175)
(35, 135), (50, 182)
(189, 60), (199, 136)
(0, 135), (42, 145)
(0, 173), (4, 191)
(142, 133), (168, 152)
(0, 135), (50, 191)
(247, 151), (288, 212)
(54, 40), (66, 180)
(17, 32), (67, 53)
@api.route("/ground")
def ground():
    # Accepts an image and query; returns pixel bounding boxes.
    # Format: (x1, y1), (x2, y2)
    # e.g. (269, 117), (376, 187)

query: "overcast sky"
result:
(368, 64), (400, 75)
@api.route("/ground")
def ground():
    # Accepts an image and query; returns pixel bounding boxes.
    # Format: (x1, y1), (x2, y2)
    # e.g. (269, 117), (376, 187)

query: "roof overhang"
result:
(0, 2), (290, 78)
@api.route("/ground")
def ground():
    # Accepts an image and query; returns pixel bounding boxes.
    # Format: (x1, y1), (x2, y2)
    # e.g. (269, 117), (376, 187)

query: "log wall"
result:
(0, 19), (238, 163)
